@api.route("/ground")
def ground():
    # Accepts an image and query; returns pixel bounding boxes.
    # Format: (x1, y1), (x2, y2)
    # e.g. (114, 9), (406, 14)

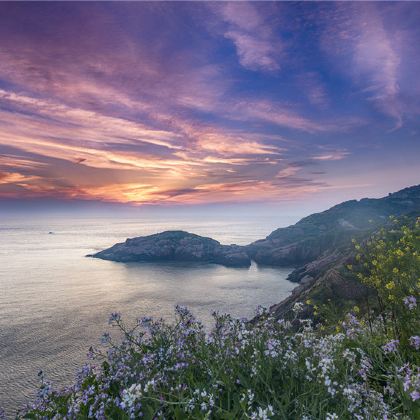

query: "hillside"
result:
(263, 185), (420, 318)
(247, 185), (420, 267)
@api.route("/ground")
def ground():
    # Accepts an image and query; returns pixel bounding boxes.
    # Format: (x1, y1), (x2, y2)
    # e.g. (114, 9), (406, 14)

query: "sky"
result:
(0, 1), (419, 215)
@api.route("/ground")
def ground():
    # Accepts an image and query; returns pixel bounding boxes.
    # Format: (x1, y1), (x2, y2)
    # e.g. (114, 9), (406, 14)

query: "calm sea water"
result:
(0, 215), (296, 415)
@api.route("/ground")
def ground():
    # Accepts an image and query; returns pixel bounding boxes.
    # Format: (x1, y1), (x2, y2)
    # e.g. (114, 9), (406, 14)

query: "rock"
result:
(90, 230), (251, 268)
(300, 275), (314, 285)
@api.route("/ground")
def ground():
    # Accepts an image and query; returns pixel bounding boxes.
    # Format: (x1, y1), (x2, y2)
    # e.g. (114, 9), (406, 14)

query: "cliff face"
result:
(91, 230), (251, 268)
(246, 185), (420, 267)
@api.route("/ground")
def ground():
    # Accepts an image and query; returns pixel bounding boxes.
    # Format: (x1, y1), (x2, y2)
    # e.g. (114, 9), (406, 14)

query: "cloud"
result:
(224, 31), (280, 72)
(194, 130), (280, 155)
(352, 6), (401, 127)
(231, 101), (364, 133)
(139, 178), (329, 205)
(0, 153), (47, 170)
(311, 150), (350, 161)
(0, 84), (358, 205)
(319, 3), (417, 128)
(0, 170), (38, 185)
(0, 88), (295, 203)
(276, 166), (300, 179)
(296, 72), (329, 107)
(213, 2), (282, 72)
(0, 2), (415, 206)
(0, 89), (181, 151)
(234, 100), (325, 133)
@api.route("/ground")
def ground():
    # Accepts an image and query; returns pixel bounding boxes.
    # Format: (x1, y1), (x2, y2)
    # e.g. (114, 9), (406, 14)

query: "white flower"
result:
(293, 302), (304, 314)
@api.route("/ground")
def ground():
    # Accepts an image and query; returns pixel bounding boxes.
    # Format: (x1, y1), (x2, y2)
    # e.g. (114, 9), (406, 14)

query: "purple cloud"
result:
(319, 2), (420, 129)
(212, 2), (282, 72)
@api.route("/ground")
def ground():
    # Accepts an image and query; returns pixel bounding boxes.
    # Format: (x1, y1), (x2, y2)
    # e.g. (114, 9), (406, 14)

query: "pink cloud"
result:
(0, 89), (294, 204)
(213, 2), (282, 72)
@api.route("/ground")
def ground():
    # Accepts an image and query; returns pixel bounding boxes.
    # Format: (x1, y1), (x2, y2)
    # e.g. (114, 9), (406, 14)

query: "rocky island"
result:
(90, 230), (251, 268)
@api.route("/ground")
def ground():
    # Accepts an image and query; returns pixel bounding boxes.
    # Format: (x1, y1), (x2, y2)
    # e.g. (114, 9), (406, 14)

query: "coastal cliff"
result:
(246, 184), (420, 267)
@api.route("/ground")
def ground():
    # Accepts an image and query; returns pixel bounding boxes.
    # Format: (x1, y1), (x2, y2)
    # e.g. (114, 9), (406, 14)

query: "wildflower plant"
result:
(18, 305), (419, 419)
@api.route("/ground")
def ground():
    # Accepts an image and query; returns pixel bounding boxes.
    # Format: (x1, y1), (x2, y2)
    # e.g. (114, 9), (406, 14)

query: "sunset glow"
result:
(0, 2), (419, 207)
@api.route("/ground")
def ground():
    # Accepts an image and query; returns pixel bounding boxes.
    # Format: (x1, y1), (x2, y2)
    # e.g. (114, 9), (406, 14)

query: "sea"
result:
(0, 213), (297, 415)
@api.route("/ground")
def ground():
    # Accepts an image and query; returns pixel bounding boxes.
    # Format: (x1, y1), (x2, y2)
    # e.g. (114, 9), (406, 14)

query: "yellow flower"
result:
(335, 326), (340, 333)
(353, 305), (360, 313)
(346, 264), (353, 271)
(392, 267), (399, 274)
(385, 281), (395, 290)
(388, 294), (395, 301)
(305, 299), (312, 305)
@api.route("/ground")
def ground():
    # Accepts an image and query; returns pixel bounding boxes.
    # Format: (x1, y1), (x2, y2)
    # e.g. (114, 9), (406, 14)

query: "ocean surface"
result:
(0, 215), (296, 415)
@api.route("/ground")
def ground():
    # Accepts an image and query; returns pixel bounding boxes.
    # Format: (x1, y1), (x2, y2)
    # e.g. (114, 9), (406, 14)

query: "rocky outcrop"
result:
(90, 230), (251, 268)
(287, 250), (346, 283)
(268, 253), (369, 321)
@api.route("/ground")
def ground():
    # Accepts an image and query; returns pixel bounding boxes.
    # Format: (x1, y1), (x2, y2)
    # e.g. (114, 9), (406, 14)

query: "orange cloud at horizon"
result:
(0, 86), (353, 205)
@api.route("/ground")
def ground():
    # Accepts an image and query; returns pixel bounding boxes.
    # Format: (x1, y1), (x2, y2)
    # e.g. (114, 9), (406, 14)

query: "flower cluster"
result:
(16, 301), (419, 420)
